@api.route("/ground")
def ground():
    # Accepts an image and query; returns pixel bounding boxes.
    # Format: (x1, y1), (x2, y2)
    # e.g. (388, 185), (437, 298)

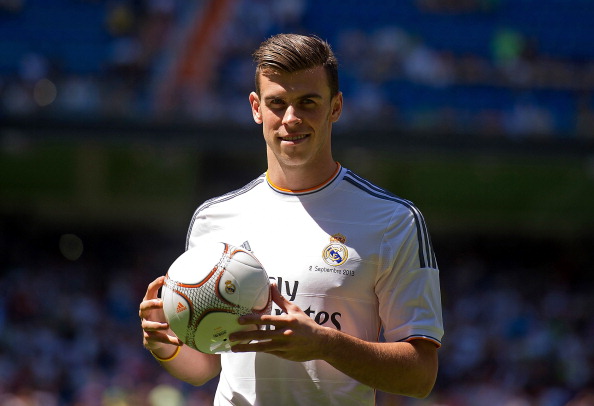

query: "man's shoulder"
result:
(185, 174), (266, 249)
(197, 174), (266, 212)
(340, 168), (417, 210)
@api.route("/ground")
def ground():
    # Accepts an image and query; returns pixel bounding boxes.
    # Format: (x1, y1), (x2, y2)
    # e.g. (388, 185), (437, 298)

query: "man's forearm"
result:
(320, 329), (438, 398)
(151, 344), (221, 386)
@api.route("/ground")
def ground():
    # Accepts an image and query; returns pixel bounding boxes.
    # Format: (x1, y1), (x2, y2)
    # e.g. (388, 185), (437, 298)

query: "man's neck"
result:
(266, 160), (339, 192)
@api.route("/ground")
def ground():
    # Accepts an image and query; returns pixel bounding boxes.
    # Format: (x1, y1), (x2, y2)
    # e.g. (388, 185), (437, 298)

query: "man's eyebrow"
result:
(298, 93), (324, 99)
(264, 93), (324, 101)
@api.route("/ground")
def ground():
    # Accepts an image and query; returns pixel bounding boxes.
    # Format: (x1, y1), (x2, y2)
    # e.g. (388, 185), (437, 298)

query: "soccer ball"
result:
(161, 241), (272, 354)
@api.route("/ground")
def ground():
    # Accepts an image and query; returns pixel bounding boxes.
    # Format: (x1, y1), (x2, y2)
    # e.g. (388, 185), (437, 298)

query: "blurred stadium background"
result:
(1, 0), (594, 405)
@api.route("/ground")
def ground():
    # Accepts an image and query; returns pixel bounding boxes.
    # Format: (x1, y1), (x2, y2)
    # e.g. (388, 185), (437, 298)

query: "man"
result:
(140, 33), (443, 405)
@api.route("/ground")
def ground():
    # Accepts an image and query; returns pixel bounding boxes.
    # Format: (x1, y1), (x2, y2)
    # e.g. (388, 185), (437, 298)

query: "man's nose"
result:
(282, 105), (302, 125)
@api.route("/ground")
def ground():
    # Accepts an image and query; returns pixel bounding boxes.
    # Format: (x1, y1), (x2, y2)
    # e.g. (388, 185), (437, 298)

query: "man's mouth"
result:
(281, 134), (309, 142)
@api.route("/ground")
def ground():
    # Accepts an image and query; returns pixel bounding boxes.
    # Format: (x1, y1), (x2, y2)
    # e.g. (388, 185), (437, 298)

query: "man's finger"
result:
(139, 298), (163, 312)
(141, 319), (169, 331)
(230, 325), (290, 342)
(231, 339), (284, 353)
(270, 283), (291, 311)
(138, 298), (164, 319)
(143, 276), (165, 301)
(144, 330), (184, 346)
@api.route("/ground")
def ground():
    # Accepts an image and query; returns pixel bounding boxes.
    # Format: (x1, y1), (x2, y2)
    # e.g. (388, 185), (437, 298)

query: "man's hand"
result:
(139, 276), (183, 355)
(229, 283), (332, 362)
(139, 276), (221, 385)
(228, 283), (438, 397)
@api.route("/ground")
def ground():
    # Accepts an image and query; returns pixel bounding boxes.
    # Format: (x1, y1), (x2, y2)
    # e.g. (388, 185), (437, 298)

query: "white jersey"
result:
(186, 165), (443, 406)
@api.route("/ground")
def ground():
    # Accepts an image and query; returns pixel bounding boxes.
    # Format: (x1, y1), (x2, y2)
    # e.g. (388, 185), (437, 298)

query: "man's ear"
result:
(330, 92), (343, 123)
(249, 92), (263, 124)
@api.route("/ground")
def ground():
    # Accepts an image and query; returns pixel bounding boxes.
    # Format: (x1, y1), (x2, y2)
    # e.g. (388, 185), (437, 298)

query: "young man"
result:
(140, 33), (444, 405)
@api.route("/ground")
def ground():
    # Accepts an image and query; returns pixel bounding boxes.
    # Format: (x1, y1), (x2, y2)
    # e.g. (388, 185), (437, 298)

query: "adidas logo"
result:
(176, 302), (187, 313)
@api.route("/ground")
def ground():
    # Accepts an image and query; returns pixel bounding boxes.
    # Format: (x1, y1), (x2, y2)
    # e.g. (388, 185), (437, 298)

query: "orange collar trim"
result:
(266, 163), (341, 194)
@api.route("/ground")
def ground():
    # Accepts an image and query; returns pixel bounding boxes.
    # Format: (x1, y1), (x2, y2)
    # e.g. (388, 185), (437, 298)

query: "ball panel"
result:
(219, 249), (270, 309)
(251, 283), (271, 311)
(161, 285), (191, 342)
(228, 248), (262, 269)
(194, 312), (257, 354)
(167, 242), (228, 284)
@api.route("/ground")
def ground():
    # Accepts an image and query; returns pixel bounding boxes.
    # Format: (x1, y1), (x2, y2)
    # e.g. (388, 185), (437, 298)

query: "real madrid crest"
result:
(322, 233), (349, 266)
(224, 280), (236, 294)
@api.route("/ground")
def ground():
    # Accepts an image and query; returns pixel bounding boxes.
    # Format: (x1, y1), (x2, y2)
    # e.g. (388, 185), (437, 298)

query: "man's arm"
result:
(318, 331), (438, 398)
(140, 276), (221, 386)
(229, 285), (438, 398)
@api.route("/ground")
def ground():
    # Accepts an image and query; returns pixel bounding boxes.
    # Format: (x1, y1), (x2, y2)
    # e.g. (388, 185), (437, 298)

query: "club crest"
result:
(322, 233), (349, 266)
(224, 280), (236, 294)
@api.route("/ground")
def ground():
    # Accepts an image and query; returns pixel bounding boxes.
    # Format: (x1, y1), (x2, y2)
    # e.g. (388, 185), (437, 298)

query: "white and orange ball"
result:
(161, 242), (271, 354)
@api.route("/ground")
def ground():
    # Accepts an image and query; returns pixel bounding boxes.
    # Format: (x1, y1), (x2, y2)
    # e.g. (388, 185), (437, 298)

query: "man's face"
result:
(249, 66), (342, 171)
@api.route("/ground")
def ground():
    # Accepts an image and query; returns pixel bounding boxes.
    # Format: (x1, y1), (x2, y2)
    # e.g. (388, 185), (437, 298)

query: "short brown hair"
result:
(253, 33), (339, 96)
